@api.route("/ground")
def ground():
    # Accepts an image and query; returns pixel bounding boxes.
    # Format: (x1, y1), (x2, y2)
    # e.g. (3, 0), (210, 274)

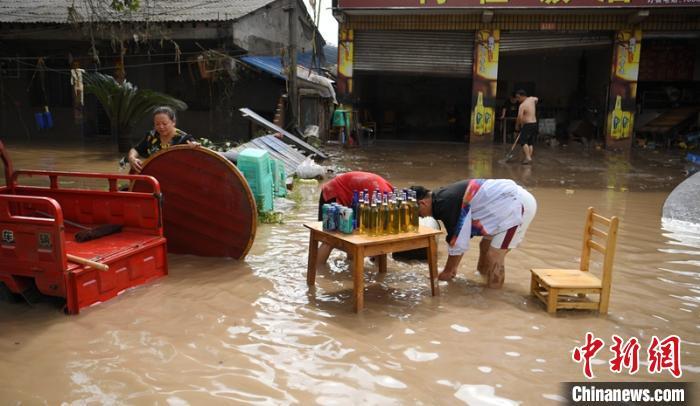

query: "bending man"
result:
(412, 179), (536, 288)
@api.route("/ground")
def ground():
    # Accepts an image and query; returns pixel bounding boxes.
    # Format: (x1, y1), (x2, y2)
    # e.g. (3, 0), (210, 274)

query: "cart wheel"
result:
(0, 283), (19, 303)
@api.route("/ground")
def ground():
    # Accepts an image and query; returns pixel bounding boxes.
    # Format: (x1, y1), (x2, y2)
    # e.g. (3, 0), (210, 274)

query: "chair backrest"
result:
(579, 207), (620, 289)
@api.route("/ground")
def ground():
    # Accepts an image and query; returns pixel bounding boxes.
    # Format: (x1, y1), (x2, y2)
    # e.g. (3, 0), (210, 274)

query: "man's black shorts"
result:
(519, 123), (538, 146)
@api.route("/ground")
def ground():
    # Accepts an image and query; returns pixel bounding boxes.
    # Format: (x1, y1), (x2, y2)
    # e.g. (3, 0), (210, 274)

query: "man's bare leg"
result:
(316, 243), (333, 268)
(317, 243), (356, 268)
(439, 254), (464, 281)
(522, 144), (532, 163)
(477, 238), (492, 276)
(485, 247), (508, 288)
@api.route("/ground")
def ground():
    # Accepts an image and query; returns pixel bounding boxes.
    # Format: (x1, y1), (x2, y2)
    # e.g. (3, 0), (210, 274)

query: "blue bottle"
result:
(351, 190), (360, 229)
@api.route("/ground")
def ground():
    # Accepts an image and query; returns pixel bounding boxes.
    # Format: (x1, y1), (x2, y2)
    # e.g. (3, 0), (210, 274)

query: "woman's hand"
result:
(129, 156), (143, 173)
(187, 140), (201, 147)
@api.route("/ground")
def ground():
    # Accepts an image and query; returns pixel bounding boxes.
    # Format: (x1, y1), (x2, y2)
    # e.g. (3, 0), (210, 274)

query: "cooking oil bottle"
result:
(358, 192), (367, 234)
(388, 193), (399, 234)
(381, 192), (390, 235)
(369, 191), (379, 237)
(409, 191), (419, 232)
(400, 191), (410, 233)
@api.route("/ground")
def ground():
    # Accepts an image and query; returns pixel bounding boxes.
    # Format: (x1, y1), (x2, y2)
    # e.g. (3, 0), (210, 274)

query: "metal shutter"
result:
(500, 32), (612, 53)
(354, 31), (475, 76)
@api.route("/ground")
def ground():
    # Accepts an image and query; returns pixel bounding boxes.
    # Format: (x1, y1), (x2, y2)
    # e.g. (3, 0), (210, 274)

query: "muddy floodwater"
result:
(1, 139), (698, 404)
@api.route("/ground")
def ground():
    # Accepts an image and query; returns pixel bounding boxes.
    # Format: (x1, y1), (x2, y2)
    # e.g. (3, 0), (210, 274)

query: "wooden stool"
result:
(530, 207), (620, 314)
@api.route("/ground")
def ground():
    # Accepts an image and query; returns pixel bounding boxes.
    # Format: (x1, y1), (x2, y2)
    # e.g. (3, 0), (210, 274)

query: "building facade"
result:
(333, 0), (700, 150)
(0, 0), (326, 147)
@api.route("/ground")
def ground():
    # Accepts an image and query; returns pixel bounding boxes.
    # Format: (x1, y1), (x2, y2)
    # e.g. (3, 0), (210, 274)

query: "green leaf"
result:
(84, 72), (188, 139)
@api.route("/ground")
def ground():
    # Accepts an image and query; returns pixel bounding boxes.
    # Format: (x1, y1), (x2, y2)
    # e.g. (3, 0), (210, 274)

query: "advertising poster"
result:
(606, 29), (642, 148)
(337, 28), (354, 99)
(470, 29), (500, 143)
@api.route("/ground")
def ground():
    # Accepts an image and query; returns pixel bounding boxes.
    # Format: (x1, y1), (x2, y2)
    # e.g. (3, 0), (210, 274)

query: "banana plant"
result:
(84, 72), (187, 152)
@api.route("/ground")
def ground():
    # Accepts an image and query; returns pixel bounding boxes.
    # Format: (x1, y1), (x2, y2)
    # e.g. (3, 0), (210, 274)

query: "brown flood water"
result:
(0, 139), (698, 404)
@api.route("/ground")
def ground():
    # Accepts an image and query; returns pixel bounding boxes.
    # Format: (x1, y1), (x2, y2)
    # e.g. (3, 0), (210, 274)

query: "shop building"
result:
(333, 0), (700, 151)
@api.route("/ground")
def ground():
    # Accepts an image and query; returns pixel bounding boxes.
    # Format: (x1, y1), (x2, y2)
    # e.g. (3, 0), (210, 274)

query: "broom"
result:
(504, 131), (522, 163)
(36, 211), (123, 243)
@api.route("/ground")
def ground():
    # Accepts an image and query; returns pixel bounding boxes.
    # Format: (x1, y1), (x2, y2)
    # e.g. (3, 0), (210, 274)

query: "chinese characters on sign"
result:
(572, 333), (682, 379)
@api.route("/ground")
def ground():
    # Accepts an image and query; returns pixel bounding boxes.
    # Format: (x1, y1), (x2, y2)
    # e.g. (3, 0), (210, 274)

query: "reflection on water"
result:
(0, 140), (697, 404)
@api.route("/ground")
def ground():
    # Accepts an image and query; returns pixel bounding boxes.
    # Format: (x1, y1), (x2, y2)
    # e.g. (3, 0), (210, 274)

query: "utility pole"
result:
(286, 0), (299, 130)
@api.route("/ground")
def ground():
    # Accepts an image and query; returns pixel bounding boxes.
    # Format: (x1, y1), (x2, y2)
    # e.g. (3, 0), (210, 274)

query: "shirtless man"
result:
(515, 90), (538, 165)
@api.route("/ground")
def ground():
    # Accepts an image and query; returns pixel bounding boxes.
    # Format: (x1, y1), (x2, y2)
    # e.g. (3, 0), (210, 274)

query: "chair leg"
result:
(599, 288), (610, 314)
(547, 288), (559, 314)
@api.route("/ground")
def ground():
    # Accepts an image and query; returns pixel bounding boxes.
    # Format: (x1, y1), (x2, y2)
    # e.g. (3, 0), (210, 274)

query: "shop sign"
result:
(470, 29), (500, 142)
(606, 29), (641, 144)
(337, 28), (354, 98)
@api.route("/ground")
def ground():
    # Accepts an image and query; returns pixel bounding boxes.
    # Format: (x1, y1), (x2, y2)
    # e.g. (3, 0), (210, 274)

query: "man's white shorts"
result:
(489, 186), (537, 250)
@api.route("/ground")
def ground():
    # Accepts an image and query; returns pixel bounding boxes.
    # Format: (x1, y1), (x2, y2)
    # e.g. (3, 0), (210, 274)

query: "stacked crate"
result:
(237, 148), (274, 212)
(271, 159), (287, 197)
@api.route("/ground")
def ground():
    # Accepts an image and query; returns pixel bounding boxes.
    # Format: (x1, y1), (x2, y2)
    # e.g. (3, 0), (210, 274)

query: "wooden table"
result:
(304, 222), (444, 313)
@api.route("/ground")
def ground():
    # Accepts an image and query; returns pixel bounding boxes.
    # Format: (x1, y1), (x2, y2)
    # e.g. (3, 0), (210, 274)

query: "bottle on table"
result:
(400, 192), (410, 233)
(369, 191), (379, 237)
(380, 192), (390, 235)
(351, 190), (360, 230)
(389, 193), (400, 234)
(409, 191), (420, 232)
(357, 192), (367, 234)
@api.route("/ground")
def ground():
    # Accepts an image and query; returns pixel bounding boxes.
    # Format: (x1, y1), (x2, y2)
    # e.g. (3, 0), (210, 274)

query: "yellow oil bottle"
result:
(400, 192), (410, 233)
(358, 193), (366, 234)
(473, 92), (485, 136)
(381, 193), (389, 235)
(409, 191), (419, 232)
(369, 193), (379, 237)
(611, 95), (623, 139)
(390, 194), (399, 234)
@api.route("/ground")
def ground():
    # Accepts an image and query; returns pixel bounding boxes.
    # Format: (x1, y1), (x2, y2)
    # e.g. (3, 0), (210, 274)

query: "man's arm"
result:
(515, 103), (525, 131)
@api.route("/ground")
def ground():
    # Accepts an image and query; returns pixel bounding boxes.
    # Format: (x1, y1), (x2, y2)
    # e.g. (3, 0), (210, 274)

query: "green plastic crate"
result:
(237, 148), (274, 195)
(237, 148), (274, 211)
(271, 159), (287, 197)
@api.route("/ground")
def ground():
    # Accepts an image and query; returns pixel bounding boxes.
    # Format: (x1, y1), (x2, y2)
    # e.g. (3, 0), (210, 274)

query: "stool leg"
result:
(307, 232), (318, 287)
(530, 274), (538, 296)
(353, 246), (365, 313)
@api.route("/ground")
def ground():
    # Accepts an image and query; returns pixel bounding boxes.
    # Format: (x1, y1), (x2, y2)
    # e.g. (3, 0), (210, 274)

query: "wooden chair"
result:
(530, 207), (620, 315)
(381, 110), (396, 138)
